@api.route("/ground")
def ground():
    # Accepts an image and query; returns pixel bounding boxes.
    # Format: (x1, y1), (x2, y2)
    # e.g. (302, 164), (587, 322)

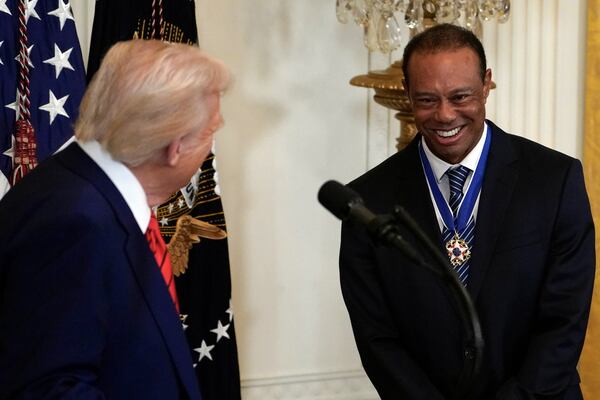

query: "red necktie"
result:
(146, 214), (180, 313)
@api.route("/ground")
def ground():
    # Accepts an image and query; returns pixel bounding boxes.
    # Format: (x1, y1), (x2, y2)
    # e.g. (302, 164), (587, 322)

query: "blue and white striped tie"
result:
(442, 165), (474, 284)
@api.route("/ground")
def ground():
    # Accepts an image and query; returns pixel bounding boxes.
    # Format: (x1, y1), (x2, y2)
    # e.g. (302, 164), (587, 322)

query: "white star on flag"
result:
(43, 44), (74, 78)
(168, 203), (174, 213)
(178, 198), (185, 209)
(180, 314), (189, 331)
(0, 0), (11, 15)
(194, 340), (215, 362)
(6, 91), (22, 120)
(226, 299), (233, 322)
(39, 90), (69, 125)
(1, 0), (86, 200)
(3, 135), (15, 161)
(47, 0), (74, 31)
(210, 320), (230, 342)
(15, 44), (34, 69)
(25, 0), (40, 23)
(159, 216), (168, 226)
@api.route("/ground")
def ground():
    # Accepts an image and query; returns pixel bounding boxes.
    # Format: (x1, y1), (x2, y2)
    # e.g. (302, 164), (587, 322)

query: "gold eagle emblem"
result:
(167, 215), (227, 277)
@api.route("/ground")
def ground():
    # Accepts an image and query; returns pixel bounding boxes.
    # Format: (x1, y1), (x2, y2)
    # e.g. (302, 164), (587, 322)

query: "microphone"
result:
(318, 180), (422, 263)
(317, 180), (376, 226)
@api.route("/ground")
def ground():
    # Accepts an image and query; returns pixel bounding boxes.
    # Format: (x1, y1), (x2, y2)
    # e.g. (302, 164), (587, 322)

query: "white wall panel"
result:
(71, 0), (94, 66)
(537, 0), (558, 148)
(365, 52), (394, 169)
(554, 0), (586, 156)
(524, 0), (542, 142)
(195, 0), (370, 392)
(481, 0), (585, 157)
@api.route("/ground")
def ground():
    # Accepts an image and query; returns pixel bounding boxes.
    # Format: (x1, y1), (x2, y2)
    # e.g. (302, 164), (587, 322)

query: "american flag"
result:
(0, 0), (85, 199)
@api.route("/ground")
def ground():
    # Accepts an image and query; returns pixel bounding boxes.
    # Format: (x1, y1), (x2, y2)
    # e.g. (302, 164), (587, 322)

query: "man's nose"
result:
(435, 100), (456, 123)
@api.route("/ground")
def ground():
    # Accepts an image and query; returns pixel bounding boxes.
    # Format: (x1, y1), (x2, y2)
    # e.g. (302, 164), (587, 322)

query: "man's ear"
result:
(165, 137), (183, 167)
(483, 68), (492, 99)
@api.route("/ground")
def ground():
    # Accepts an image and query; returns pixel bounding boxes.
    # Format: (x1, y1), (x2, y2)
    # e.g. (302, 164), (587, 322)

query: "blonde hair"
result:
(76, 40), (230, 166)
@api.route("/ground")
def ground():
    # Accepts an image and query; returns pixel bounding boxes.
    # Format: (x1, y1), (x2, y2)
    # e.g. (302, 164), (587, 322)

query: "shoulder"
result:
(349, 138), (421, 193)
(489, 122), (579, 174)
(488, 121), (579, 167)
(0, 153), (128, 255)
(485, 123), (588, 221)
(2, 156), (110, 218)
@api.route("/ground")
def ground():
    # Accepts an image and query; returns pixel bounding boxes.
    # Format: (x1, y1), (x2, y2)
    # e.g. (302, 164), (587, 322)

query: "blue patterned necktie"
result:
(442, 165), (474, 284)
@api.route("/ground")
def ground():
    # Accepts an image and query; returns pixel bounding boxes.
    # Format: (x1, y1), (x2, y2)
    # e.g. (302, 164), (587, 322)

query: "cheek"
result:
(198, 136), (213, 157)
(412, 109), (432, 124)
(461, 101), (486, 117)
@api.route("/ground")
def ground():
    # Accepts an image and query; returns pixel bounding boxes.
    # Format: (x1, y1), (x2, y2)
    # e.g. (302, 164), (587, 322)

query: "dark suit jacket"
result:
(340, 122), (595, 400)
(0, 143), (202, 400)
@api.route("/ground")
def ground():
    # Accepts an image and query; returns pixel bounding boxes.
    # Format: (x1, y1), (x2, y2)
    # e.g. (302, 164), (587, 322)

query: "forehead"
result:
(408, 47), (480, 74)
(407, 48), (482, 89)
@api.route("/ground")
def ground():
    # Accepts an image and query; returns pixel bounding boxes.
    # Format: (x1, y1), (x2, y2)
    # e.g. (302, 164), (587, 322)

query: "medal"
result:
(445, 232), (471, 266)
(419, 124), (492, 267)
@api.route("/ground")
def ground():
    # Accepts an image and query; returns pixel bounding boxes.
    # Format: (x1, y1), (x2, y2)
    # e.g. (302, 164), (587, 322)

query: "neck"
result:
(128, 163), (170, 207)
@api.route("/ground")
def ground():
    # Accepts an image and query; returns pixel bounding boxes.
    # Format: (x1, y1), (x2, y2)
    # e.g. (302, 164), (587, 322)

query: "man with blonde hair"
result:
(0, 40), (229, 399)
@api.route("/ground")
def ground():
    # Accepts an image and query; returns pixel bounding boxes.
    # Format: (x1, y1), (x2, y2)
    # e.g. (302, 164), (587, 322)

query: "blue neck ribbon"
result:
(418, 126), (492, 234)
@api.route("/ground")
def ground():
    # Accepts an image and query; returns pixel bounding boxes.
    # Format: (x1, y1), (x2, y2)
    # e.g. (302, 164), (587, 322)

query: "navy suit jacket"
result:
(340, 122), (595, 399)
(0, 143), (202, 400)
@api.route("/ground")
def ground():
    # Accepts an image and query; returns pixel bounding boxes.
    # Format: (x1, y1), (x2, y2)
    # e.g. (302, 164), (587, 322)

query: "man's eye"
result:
(416, 98), (435, 105)
(452, 94), (469, 102)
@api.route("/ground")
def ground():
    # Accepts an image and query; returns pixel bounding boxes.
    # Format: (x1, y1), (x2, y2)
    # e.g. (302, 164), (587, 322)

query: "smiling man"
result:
(339, 24), (595, 399)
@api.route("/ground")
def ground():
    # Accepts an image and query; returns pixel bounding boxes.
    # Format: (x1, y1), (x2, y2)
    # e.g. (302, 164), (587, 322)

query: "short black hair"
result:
(402, 24), (487, 88)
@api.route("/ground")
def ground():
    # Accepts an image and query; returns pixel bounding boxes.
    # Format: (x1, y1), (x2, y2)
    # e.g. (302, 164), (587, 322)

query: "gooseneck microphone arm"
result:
(391, 205), (483, 399)
(318, 180), (483, 400)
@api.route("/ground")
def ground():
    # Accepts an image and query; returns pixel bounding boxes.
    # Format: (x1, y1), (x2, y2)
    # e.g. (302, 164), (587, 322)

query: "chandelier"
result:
(336, 0), (511, 53)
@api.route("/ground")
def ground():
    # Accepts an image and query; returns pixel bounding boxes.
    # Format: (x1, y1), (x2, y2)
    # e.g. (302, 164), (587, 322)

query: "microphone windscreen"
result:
(317, 180), (362, 220)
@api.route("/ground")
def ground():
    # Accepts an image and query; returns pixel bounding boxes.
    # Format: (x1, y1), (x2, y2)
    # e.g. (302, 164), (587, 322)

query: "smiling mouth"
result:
(434, 127), (462, 138)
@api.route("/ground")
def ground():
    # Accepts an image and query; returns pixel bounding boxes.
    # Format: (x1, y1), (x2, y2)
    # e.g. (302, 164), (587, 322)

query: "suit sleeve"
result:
(498, 159), (595, 399)
(339, 221), (447, 400)
(0, 211), (114, 400)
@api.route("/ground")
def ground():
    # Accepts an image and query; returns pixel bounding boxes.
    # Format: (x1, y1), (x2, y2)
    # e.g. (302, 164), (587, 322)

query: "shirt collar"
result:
(421, 121), (488, 182)
(77, 140), (151, 232)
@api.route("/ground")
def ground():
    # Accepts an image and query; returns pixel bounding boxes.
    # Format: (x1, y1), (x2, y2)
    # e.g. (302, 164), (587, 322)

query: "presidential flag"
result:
(87, 2), (241, 399)
(0, 0), (85, 198)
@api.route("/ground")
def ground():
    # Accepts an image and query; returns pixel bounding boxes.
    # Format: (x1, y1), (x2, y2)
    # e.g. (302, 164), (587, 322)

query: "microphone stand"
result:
(367, 206), (483, 400)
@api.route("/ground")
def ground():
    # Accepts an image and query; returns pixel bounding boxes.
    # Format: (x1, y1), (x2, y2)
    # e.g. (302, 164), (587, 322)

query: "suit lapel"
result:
(396, 137), (442, 254)
(467, 123), (520, 300)
(56, 144), (202, 400)
(124, 237), (202, 400)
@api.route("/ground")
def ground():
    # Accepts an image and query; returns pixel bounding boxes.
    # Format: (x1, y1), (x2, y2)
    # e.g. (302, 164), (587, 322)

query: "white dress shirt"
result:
(421, 122), (488, 231)
(78, 140), (150, 233)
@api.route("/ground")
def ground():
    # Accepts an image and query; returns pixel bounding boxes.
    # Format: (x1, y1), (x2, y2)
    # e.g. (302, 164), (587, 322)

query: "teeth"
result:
(435, 127), (461, 137)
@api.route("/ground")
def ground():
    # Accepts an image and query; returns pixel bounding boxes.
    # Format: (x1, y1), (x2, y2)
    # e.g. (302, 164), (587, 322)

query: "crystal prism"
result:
(405, 0), (424, 29)
(377, 13), (402, 53)
(336, 0), (351, 24)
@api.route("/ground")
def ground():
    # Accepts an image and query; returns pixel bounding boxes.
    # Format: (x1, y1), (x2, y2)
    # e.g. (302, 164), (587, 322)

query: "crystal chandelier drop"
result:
(336, 0), (511, 53)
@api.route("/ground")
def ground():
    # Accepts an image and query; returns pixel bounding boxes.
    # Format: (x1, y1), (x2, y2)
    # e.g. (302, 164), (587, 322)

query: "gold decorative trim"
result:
(168, 215), (227, 277)
(580, 1), (600, 398)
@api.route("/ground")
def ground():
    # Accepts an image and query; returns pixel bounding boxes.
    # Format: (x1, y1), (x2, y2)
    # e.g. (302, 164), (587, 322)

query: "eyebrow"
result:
(412, 87), (475, 97)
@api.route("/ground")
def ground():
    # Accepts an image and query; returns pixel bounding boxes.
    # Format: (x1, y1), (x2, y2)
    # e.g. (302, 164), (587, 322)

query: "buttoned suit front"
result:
(340, 121), (595, 399)
(0, 143), (202, 399)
